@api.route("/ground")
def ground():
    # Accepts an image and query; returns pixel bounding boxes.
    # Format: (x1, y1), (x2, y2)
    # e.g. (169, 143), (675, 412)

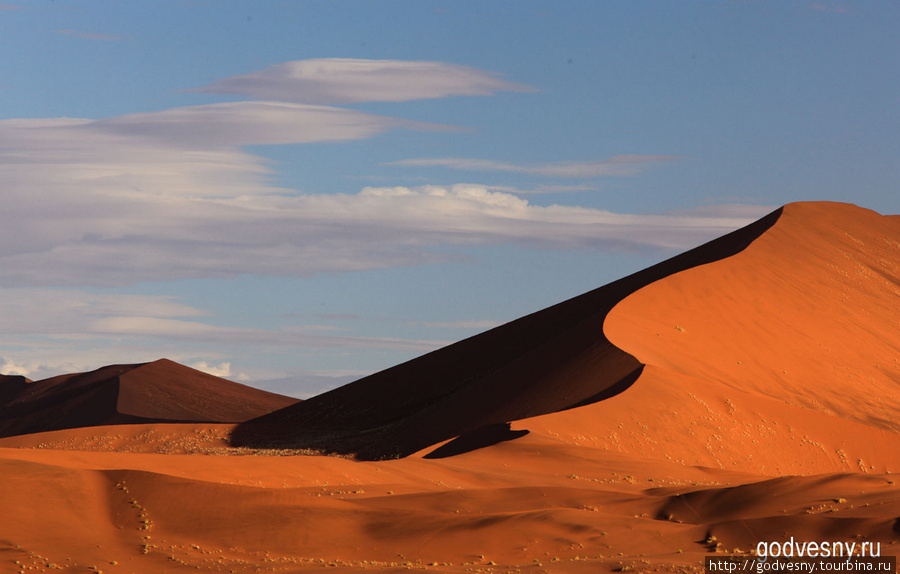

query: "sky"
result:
(1, 1), (898, 396)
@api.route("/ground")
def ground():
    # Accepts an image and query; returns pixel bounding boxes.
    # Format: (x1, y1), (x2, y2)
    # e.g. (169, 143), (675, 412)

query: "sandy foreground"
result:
(1, 201), (898, 573)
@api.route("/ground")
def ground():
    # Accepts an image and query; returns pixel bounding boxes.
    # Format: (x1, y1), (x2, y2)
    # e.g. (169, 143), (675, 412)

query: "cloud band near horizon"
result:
(387, 155), (680, 178)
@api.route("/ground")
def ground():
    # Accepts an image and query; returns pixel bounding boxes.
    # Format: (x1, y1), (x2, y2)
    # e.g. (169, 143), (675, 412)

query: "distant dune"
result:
(1, 201), (898, 573)
(0, 358), (298, 438)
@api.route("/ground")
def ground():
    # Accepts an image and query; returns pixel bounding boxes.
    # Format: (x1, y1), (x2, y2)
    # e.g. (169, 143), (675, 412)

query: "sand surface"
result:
(1, 201), (898, 573)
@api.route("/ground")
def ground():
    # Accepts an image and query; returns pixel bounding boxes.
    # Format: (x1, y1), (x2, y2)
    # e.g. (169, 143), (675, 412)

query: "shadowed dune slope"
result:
(0, 374), (30, 404)
(0, 359), (298, 438)
(231, 207), (784, 459)
(520, 201), (900, 475)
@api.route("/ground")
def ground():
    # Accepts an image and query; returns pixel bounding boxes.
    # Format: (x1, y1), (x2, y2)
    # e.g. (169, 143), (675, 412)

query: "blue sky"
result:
(1, 1), (897, 395)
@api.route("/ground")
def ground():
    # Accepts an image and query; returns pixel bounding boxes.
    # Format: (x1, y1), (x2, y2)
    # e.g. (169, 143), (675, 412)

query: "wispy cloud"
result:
(387, 155), (679, 178)
(417, 319), (505, 330)
(91, 316), (448, 351)
(0, 290), (446, 352)
(0, 59), (767, 293)
(0, 92), (758, 290)
(481, 184), (599, 195)
(0, 288), (448, 380)
(190, 58), (534, 104)
(56, 29), (126, 41)
(91, 101), (448, 148)
(0, 122), (769, 288)
(0, 289), (206, 335)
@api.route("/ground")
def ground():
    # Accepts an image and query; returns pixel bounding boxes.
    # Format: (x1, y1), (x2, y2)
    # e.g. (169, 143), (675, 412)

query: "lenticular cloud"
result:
(190, 58), (534, 104)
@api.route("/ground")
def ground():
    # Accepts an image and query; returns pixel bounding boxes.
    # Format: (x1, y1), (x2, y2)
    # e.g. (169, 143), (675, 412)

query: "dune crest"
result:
(605, 201), (900, 426)
(231, 207), (783, 459)
(523, 202), (900, 474)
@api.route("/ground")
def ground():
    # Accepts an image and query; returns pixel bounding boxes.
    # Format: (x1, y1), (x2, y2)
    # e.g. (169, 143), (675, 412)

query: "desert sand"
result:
(0, 201), (898, 573)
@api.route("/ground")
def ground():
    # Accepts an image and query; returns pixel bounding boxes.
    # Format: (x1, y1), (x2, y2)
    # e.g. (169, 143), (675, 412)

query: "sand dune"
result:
(1, 201), (898, 573)
(526, 202), (900, 474)
(230, 207), (783, 459)
(0, 358), (298, 438)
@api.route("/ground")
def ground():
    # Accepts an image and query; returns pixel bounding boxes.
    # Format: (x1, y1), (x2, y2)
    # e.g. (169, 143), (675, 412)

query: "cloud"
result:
(387, 155), (679, 178)
(0, 288), (449, 380)
(0, 289), (202, 379)
(0, 289), (206, 335)
(480, 184), (599, 195)
(90, 315), (449, 351)
(188, 361), (232, 378)
(0, 102), (447, 285)
(190, 58), (534, 104)
(0, 137), (771, 287)
(0, 59), (767, 289)
(0, 358), (32, 377)
(56, 29), (126, 41)
(0, 290), (447, 352)
(417, 319), (505, 330)
(92, 101), (446, 148)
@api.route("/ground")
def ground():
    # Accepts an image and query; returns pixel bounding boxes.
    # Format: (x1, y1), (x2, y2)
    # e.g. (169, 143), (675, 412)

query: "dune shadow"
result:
(423, 423), (530, 459)
(421, 364), (641, 459)
(567, 364), (643, 410)
(231, 208), (783, 460)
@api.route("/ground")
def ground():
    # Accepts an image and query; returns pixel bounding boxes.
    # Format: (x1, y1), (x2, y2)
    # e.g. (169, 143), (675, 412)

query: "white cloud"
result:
(0, 140), (770, 287)
(387, 155), (679, 178)
(190, 58), (534, 104)
(485, 184), (599, 195)
(188, 361), (232, 378)
(0, 358), (33, 377)
(0, 60), (768, 289)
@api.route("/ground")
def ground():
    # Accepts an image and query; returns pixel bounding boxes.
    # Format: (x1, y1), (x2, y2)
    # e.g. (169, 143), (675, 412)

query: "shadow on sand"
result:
(231, 208), (783, 460)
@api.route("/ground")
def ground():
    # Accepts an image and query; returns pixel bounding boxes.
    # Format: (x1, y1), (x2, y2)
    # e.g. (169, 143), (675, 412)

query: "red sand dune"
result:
(523, 202), (900, 474)
(0, 201), (898, 573)
(230, 207), (783, 459)
(0, 358), (298, 438)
